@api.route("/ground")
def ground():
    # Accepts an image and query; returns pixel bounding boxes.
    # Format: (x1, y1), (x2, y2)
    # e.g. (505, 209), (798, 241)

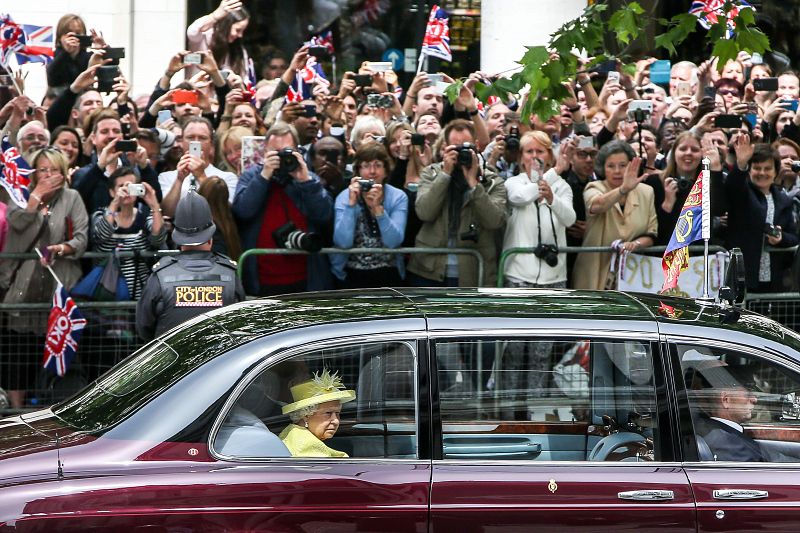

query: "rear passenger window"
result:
(436, 338), (661, 461)
(677, 343), (800, 463)
(213, 341), (417, 460)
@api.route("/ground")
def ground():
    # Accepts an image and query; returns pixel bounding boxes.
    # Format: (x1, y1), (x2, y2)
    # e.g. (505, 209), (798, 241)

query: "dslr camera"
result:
(791, 161), (800, 173)
(675, 176), (692, 193)
(505, 126), (520, 152)
(358, 179), (375, 191)
(274, 148), (299, 185)
(533, 243), (559, 267)
(456, 142), (476, 168)
(272, 221), (323, 253)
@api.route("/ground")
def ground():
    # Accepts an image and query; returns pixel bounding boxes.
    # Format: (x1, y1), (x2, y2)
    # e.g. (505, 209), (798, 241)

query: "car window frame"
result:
(667, 333), (800, 467)
(208, 332), (424, 463)
(427, 327), (679, 465)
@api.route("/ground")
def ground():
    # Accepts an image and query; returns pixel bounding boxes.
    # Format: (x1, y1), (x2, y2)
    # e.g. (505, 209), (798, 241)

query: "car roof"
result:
(181, 288), (800, 362)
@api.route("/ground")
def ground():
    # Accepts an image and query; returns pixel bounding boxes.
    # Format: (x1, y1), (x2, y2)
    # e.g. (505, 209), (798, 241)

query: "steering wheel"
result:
(588, 431), (650, 461)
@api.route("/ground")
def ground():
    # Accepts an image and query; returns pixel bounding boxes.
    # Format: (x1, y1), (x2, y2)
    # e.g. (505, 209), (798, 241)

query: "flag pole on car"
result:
(701, 157), (711, 300)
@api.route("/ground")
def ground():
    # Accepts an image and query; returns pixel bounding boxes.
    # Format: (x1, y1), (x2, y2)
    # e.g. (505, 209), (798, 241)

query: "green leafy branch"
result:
(445, 1), (771, 122)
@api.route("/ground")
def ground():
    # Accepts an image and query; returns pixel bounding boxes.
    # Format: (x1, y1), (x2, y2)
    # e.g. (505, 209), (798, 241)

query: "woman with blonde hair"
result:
(0, 148), (88, 407)
(217, 125), (254, 175)
(199, 176), (242, 260)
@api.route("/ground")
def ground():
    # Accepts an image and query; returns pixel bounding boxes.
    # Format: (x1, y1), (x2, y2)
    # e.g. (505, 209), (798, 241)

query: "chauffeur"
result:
(136, 190), (245, 341)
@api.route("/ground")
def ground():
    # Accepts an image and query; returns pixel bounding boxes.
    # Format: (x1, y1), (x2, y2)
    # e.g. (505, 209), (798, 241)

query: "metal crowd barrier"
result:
(238, 247), (487, 287)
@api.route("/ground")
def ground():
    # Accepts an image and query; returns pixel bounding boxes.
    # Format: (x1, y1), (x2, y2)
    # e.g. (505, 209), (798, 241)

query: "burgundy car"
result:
(2, 288), (800, 531)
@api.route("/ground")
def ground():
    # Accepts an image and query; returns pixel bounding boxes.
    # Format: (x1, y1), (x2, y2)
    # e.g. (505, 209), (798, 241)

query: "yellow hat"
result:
(282, 369), (356, 415)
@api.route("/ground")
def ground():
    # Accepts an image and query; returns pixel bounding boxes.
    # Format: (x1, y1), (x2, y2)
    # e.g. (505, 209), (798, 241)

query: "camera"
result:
(353, 74), (373, 87)
(127, 183), (145, 197)
(358, 179), (375, 191)
(460, 224), (479, 243)
(675, 176), (692, 193)
(456, 142), (476, 168)
(272, 221), (323, 253)
(116, 139), (138, 152)
(75, 34), (93, 48)
(534, 243), (559, 267)
(367, 93), (393, 108)
(411, 133), (425, 146)
(790, 161), (800, 173)
(505, 126), (520, 152)
(183, 52), (202, 65)
(274, 148), (299, 185)
(764, 223), (781, 238)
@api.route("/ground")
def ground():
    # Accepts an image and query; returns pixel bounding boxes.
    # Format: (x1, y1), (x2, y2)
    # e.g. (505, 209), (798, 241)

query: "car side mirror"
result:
(719, 248), (746, 306)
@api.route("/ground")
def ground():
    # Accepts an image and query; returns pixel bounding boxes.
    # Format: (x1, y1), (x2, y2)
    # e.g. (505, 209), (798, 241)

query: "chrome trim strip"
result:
(713, 489), (769, 500)
(663, 334), (800, 371)
(426, 328), (659, 341)
(208, 334), (421, 463)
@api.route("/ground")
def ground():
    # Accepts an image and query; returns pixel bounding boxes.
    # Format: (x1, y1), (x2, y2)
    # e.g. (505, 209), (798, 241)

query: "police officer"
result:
(136, 190), (245, 341)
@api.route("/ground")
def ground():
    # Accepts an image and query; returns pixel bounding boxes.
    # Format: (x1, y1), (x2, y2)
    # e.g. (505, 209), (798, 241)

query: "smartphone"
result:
(427, 73), (443, 85)
(189, 141), (202, 158)
(366, 61), (393, 72)
(577, 135), (595, 149)
(753, 77), (778, 92)
(353, 74), (372, 87)
(789, 100), (799, 112)
(764, 223), (781, 238)
(157, 109), (172, 124)
(676, 81), (693, 97)
(650, 59), (671, 86)
(607, 71), (621, 84)
(714, 114), (743, 129)
(183, 52), (202, 65)
(751, 52), (764, 65)
(303, 105), (318, 118)
(628, 100), (653, 114)
(116, 139), (138, 152)
(75, 34), (93, 48)
(96, 65), (120, 93)
(744, 113), (758, 128)
(172, 89), (198, 105)
(104, 47), (125, 65)
(703, 86), (717, 99)
(121, 122), (131, 136)
(308, 46), (329, 59)
(411, 133), (425, 146)
(127, 183), (146, 197)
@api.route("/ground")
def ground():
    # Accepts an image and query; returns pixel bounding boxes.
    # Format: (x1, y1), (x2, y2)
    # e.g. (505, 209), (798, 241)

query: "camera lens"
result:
(676, 177), (692, 192)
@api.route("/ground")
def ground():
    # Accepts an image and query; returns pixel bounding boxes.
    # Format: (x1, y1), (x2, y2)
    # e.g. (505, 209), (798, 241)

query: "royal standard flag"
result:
(661, 167), (710, 292)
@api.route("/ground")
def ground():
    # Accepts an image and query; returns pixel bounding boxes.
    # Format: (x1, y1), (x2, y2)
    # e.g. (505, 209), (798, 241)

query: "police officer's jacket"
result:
(136, 251), (245, 341)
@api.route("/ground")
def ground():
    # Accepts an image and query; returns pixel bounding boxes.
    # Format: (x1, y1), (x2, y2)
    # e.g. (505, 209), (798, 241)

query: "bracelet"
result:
(578, 79), (591, 87)
(467, 108), (479, 116)
(57, 244), (65, 256)
(220, 115), (232, 121)
(567, 105), (581, 113)
(619, 186), (629, 196)
(30, 192), (42, 204)
(165, 70), (176, 78)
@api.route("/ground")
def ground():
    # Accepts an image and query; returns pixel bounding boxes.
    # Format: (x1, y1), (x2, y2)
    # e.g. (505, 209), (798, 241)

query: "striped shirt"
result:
(91, 209), (167, 299)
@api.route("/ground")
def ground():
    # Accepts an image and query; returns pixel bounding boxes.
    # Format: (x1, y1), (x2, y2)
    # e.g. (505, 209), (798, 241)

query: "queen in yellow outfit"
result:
(279, 369), (356, 457)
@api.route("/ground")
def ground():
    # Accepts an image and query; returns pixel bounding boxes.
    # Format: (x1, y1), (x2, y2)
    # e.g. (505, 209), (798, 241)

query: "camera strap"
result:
(535, 196), (559, 249)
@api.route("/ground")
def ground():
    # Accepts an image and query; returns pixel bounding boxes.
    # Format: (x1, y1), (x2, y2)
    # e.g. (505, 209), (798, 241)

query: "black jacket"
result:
(46, 48), (91, 89)
(724, 165), (798, 290)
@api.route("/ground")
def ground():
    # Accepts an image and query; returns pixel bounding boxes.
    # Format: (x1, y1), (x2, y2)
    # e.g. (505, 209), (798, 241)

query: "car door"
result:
(429, 330), (696, 532)
(202, 336), (431, 532)
(669, 337), (800, 532)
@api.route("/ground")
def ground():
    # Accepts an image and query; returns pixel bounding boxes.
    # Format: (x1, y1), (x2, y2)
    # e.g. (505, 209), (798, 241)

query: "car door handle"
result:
(713, 489), (769, 500)
(443, 442), (542, 457)
(618, 490), (675, 501)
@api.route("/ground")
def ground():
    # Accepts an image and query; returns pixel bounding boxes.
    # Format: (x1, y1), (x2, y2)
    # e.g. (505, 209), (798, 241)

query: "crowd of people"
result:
(2, 4), (800, 402)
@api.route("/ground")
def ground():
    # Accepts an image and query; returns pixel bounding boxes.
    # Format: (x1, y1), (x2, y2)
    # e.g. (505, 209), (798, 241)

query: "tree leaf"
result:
(609, 2), (644, 45)
(712, 38), (739, 70)
(443, 80), (463, 105)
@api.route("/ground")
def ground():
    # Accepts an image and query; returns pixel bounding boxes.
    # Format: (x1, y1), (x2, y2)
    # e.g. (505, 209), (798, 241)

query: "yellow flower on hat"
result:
(282, 369), (356, 415)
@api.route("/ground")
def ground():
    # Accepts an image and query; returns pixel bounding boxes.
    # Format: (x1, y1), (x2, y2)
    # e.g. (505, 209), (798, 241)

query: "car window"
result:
(677, 343), (800, 463)
(214, 341), (417, 459)
(436, 338), (661, 461)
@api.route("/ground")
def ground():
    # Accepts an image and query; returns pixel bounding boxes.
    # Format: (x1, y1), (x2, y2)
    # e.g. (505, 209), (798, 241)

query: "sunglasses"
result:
(717, 89), (741, 97)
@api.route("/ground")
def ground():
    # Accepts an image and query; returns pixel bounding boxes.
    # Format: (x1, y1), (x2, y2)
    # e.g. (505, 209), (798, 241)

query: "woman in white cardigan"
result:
(502, 131), (576, 288)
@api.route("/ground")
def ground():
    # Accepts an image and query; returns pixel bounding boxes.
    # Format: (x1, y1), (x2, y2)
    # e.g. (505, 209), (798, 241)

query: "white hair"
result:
(287, 405), (317, 423)
(350, 115), (385, 148)
(672, 61), (699, 85)
(18, 120), (50, 143)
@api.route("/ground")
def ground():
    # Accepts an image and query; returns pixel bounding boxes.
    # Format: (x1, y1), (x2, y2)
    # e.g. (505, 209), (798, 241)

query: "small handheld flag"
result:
(43, 283), (87, 377)
(0, 15), (53, 66)
(688, 0), (754, 38)
(422, 5), (452, 63)
(0, 137), (33, 208)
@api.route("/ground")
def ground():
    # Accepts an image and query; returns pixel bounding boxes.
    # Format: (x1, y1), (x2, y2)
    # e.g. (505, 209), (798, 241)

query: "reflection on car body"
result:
(2, 287), (800, 531)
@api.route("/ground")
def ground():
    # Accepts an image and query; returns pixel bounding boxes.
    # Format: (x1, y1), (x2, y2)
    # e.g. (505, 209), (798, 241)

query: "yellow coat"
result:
(279, 423), (348, 457)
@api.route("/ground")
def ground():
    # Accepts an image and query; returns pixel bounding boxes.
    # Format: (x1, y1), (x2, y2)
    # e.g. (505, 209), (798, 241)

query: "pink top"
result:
(0, 201), (7, 252)
(186, 16), (250, 79)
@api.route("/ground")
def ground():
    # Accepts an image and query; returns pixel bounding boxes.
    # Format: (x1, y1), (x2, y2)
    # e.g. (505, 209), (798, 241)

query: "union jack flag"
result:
(689, 0), (754, 38)
(43, 283), (87, 377)
(0, 15), (53, 66)
(422, 5), (452, 62)
(0, 137), (33, 208)
(310, 29), (335, 55)
(242, 57), (257, 106)
(284, 56), (329, 104)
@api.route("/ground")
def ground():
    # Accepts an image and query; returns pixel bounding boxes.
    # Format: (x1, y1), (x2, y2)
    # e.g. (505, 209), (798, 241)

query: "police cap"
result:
(172, 190), (217, 246)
